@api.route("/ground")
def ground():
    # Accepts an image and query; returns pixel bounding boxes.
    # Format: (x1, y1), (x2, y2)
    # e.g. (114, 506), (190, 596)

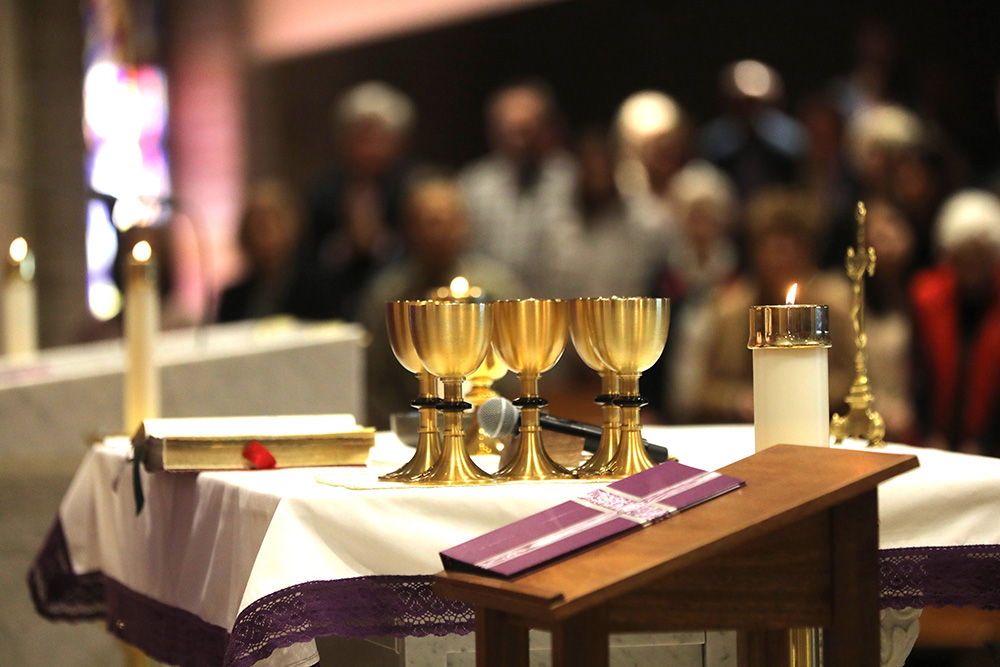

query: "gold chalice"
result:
(410, 300), (494, 484)
(591, 297), (669, 477)
(464, 348), (509, 456)
(492, 299), (573, 481)
(380, 301), (441, 481)
(570, 298), (620, 477)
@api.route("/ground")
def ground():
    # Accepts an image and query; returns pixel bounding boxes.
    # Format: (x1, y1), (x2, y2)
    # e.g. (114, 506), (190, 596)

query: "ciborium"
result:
(410, 300), (494, 484)
(591, 297), (669, 477)
(380, 301), (441, 481)
(492, 299), (573, 481)
(570, 298), (620, 477)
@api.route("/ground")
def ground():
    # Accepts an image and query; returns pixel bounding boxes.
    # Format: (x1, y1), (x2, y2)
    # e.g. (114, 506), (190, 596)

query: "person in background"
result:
(218, 181), (307, 323)
(845, 103), (951, 269)
(459, 81), (576, 298)
(861, 198), (918, 443)
(796, 93), (860, 268)
(302, 81), (416, 320)
(829, 17), (902, 121)
(549, 127), (666, 300)
(361, 171), (525, 429)
(613, 90), (692, 237)
(692, 187), (853, 423)
(652, 161), (740, 422)
(911, 190), (1000, 456)
(698, 60), (807, 199)
(845, 103), (925, 201)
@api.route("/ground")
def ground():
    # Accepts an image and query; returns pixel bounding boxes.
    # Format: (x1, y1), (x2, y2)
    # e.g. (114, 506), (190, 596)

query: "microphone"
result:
(478, 396), (668, 463)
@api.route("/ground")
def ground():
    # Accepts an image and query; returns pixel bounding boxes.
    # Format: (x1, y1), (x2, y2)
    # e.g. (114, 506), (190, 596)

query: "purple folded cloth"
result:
(440, 461), (745, 579)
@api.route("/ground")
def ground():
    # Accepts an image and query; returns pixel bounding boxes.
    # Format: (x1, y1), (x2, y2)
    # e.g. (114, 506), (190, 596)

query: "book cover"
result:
(440, 461), (745, 579)
(135, 415), (375, 472)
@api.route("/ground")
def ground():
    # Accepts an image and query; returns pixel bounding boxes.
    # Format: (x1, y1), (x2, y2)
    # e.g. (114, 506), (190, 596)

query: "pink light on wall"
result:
(248, 0), (565, 61)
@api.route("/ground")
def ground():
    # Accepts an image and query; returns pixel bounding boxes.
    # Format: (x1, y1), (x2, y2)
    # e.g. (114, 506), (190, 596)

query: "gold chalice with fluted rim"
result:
(570, 298), (620, 477)
(491, 298), (573, 481)
(409, 300), (494, 484)
(380, 301), (442, 481)
(591, 296), (669, 477)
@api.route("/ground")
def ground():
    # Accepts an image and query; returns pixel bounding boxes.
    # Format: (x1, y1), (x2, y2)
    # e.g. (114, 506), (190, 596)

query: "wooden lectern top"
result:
(435, 445), (918, 624)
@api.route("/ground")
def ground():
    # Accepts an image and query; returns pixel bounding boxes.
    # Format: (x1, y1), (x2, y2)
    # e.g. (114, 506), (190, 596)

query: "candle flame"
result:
(786, 283), (798, 305)
(449, 276), (470, 299)
(9, 237), (27, 263)
(132, 241), (152, 263)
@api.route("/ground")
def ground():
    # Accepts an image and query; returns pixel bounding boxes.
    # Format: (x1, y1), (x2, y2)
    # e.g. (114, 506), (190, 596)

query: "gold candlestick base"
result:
(831, 380), (886, 448)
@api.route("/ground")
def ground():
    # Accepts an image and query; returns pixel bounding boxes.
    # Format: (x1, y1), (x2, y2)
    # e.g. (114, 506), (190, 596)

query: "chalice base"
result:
(414, 433), (494, 485)
(380, 427), (441, 481)
(605, 428), (657, 478)
(495, 427), (573, 481)
(575, 425), (619, 477)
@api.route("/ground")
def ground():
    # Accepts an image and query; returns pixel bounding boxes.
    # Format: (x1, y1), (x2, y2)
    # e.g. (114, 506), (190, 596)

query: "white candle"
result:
(3, 237), (39, 361)
(748, 285), (831, 452)
(124, 240), (161, 434)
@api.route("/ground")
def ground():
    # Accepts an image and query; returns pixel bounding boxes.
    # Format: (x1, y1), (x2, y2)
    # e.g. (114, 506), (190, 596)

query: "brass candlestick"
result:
(410, 300), (494, 484)
(464, 348), (509, 456)
(570, 298), (620, 477)
(492, 299), (574, 481)
(591, 297), (670, 477)
(831, 202), (886, 448)
(380, 301), (442, 481)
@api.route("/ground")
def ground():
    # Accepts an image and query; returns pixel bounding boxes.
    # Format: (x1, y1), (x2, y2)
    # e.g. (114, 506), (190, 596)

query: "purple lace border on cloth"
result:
(29, 518), (1000, 667)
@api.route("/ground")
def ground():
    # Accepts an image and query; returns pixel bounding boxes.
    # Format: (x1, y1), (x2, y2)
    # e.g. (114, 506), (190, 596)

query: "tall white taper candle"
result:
(3, 237), (39, 361)
(124, 240), (161, 434)
(748, 285), (831, 452)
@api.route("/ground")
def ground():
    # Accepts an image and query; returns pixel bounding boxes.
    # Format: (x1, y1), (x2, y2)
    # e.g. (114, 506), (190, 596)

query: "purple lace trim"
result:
(224, 576), (475, 667)
(880, 544), (1000, 610)
(27, 519), (104, 621)
(30, 516), (1000, 666)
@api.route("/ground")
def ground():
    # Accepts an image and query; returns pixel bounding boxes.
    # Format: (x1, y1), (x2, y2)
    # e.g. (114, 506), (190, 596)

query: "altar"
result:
(28, 425), (1000, 666)
(2, 320), (366, 667)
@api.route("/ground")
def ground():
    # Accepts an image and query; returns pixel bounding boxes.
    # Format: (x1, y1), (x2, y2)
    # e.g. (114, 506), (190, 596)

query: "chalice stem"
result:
(379, 371), (440, 481)
(416, 371), (441, 457)
(608, 374), (656, 475)
(577, 371), (619, 476)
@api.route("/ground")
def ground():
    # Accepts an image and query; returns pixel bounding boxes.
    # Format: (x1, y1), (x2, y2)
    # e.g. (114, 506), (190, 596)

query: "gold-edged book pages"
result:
(135, 415), (375, 472)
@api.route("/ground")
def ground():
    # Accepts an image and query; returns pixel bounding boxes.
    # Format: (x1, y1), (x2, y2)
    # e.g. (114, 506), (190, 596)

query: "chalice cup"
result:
(492, 299), (574, 481)
(570, 298), (620, 477)
(380, 301), (441, 481)
(410, 301), (494, 484)
(464, 348), (509, 456)
(591, 297), (670, 477)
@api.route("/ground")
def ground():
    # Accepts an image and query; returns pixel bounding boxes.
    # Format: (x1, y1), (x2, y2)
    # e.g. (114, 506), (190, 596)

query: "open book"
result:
(134, 415), (375, 472)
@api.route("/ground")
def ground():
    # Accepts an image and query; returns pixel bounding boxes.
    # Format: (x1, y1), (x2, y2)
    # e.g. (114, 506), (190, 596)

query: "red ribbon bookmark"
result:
(242, 440), (276, 470)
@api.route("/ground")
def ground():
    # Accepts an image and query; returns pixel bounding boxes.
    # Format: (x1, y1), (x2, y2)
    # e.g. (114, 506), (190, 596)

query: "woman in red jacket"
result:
(911, 190), (1000, 456)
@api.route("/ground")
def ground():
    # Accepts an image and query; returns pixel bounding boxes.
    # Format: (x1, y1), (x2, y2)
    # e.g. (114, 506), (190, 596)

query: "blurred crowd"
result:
(217, 30), (1000, 457)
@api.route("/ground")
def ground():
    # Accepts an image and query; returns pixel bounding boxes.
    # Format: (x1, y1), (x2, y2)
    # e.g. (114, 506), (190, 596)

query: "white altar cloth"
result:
(34, 425), (1000, 667)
